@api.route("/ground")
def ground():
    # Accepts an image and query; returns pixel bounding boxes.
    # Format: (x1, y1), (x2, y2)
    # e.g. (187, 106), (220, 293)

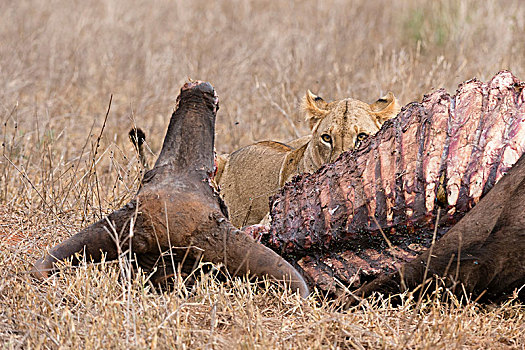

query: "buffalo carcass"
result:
(250, 71), (525, 299)
(354, 152), (525, 302)
(31, 81), (309, 298)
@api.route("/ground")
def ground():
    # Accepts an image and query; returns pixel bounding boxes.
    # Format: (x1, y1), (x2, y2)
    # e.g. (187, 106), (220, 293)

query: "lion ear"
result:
(303, 90), (329, 130)
(370, 92), (400, 125)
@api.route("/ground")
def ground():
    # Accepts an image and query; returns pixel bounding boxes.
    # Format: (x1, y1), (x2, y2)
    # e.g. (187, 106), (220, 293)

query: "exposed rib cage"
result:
(257, 71), (525, 293)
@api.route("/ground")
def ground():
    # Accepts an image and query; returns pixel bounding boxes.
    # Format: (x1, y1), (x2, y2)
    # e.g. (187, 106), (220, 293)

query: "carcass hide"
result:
(253, 71), (525, 298)
(31, 81), (309, 298)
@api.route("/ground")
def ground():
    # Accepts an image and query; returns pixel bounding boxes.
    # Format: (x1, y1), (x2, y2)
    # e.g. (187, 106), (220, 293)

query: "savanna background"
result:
(1, 0), (524, 348)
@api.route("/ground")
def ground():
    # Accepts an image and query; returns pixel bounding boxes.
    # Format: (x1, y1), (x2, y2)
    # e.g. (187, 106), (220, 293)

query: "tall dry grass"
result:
(0, 0), (524, 348)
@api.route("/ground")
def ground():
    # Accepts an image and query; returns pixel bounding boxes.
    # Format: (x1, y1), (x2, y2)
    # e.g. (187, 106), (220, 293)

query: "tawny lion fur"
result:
(215, 91), (400, 227)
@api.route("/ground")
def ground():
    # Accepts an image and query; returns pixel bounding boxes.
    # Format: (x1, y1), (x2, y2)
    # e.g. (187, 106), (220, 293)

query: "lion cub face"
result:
(300, 90), (400, 172)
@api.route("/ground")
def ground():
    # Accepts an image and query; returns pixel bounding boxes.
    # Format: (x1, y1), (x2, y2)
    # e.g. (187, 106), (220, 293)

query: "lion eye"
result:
(357, 133), (368, 141)
(355, 133), (368, 147)
(321, 134), (332, 143)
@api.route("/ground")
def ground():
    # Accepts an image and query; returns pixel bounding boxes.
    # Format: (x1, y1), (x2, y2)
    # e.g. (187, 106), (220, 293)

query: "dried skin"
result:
(32, 82), (309, 298)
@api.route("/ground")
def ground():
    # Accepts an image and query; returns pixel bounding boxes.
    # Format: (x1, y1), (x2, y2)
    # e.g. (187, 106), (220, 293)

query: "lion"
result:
(216, 90), (400, 227)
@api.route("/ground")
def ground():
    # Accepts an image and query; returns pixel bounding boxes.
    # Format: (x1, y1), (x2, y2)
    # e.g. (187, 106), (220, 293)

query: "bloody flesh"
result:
(253, 71), (525, 293)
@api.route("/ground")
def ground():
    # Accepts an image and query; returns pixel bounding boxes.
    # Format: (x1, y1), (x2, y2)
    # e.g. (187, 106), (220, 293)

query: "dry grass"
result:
(1, 0), (524, 348)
